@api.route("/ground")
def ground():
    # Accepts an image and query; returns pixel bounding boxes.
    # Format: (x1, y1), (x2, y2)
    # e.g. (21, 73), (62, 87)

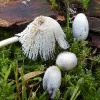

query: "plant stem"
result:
(70, 86), (80, 100)
(67, 1), (70, 36)
(20, 67), (27, 100)
(65, 0), (70, 36)
(14, 62), (21, 100)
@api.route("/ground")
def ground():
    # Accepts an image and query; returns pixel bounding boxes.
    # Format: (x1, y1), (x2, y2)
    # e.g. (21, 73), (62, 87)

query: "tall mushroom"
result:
(0, 16), (69, 60)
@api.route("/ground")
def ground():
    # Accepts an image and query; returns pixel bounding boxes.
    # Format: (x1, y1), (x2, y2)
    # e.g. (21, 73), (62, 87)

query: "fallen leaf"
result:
(23, 71), (43, 81)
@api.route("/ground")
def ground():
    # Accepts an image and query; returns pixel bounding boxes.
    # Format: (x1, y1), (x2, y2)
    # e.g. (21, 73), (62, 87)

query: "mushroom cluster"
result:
(42, 13), (89, 99)
(0, 13), (89, 99)
(43, 52), (78, 99)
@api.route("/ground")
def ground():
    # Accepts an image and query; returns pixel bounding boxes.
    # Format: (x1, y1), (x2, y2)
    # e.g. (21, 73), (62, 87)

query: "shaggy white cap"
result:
(56, 52), (77, 71)
(72, 13), (89, 40)
(17, 16), (69, 61)
(43, 66), (61, 99)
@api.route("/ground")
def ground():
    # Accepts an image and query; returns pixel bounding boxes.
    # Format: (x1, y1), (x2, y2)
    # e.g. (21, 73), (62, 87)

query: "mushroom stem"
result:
(0, 36), (19, 48)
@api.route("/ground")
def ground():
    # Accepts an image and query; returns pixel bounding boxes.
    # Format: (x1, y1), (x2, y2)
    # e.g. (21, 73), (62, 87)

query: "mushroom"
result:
(72, 13), (89, 40)
(43, 66), (61, 99)
(56, 52), (77, 71)
(0, 16), (69, 61)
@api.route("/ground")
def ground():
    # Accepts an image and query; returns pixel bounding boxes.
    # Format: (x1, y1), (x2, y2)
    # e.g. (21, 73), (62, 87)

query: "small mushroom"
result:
(43, 66), (61, 99)
(72, 13), (89, 40)
(0, 16), (69, 61)
(56, 52), (77, 71)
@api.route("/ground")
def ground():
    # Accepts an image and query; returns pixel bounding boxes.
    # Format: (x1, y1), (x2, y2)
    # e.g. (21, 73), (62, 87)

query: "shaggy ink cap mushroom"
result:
(17, 16), (69, 61)
(43, 66), (61, 99)
(72, 13), (89, 40)
(56, 52), (77, 71)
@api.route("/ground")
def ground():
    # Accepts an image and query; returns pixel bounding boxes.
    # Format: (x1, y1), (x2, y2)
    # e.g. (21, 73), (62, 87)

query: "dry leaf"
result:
(23, 71), (43, 81)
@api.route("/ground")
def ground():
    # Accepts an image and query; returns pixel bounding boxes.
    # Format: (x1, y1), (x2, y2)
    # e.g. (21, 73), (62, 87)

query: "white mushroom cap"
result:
(56, 52), (77, 71)
(43, 66), (61, 99)
(72, 13), (89, 40)
(17, 16), (69, 61)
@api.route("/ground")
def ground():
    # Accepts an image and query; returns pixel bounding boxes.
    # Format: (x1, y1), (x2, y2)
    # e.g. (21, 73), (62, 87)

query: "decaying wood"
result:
(88, 0), (100, 33)
(0, 0), (55, 27)
(89, 33), (100, 49)
(88, 0), (100, 17)
(88, 17), (100, 33)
